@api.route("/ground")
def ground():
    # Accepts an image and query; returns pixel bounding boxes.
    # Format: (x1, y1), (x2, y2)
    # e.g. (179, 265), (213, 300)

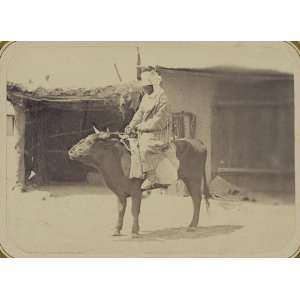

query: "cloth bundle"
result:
(129, 138), (179, 185)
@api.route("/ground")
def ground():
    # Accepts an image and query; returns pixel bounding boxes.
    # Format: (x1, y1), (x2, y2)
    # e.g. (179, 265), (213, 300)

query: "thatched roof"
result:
(7, 81), (142, 111)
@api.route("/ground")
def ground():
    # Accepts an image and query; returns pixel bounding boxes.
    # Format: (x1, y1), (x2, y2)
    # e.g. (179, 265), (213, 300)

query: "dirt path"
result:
(3, 185), (296, 257)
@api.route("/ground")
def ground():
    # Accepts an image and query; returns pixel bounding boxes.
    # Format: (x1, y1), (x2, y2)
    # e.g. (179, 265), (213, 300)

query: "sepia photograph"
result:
(0, 41), (298, 257)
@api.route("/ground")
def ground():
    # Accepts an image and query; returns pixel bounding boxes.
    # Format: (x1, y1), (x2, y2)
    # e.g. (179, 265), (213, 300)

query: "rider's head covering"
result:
(140, 70), (162, 87)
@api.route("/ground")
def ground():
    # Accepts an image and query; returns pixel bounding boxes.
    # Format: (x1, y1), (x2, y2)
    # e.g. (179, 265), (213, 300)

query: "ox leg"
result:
(184, 180), (202, 231)
(131, 182), (142, 238)
(113, 196), (127, 236)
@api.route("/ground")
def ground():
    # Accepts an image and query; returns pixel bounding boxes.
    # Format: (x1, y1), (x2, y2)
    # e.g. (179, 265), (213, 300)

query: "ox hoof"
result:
(131, 233), (140, 239)
(187, 226), (197, 232)
(112, 230), (121, 236)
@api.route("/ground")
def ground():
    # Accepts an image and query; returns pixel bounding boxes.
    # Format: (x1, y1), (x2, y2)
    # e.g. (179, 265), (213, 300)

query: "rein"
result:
(105, 131), (134, 152)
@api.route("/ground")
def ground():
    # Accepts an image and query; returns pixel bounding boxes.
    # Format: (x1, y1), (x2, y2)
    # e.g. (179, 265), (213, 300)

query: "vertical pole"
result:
(114, 63), (122, 82)
(36, 108), (48, 185)
(13, 105), (26, 188)
(136, 46), (142, 80)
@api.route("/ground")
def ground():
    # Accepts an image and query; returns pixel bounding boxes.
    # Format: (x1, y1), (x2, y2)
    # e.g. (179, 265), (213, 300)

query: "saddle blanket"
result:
(128, 138), (179, 185)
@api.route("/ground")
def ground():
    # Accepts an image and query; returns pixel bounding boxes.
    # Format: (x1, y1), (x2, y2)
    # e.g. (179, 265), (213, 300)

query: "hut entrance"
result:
(25, 107), (124, 185)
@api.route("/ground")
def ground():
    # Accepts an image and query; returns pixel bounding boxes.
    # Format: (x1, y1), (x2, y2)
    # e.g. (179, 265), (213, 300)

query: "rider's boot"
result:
(141, 170), (157, 190)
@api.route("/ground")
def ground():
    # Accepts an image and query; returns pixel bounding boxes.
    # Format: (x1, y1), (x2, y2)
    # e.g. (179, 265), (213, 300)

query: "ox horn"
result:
(93, 125), (100, 134)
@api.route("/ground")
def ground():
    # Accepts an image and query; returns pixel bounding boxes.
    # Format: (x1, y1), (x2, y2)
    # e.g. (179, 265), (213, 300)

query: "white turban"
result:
(140, 70), (162, 86)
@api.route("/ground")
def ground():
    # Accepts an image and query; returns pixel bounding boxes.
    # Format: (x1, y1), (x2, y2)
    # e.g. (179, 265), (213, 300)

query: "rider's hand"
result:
(125, 126), (133, 134)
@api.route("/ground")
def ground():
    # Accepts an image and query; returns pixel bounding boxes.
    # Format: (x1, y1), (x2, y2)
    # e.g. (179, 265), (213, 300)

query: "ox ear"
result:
(93, 125), (100, 134)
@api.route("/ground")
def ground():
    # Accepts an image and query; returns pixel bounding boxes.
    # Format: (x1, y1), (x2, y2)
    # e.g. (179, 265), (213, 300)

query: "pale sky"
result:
(5, 42), (299, 90)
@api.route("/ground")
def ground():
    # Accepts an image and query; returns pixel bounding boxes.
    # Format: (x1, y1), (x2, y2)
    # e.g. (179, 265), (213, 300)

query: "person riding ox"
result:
(125, 70), (172, 189)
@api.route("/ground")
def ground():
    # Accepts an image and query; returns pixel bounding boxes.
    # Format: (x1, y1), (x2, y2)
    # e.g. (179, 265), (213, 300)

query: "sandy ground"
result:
(2, 184), (296, 257)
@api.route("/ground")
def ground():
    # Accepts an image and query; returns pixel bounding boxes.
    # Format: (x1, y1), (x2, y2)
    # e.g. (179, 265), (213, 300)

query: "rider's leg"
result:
(139, 146), (158, 189)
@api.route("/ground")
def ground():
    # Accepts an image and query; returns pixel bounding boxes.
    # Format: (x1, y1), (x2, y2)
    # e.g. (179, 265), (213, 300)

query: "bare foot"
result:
(131, 233), (140, 239)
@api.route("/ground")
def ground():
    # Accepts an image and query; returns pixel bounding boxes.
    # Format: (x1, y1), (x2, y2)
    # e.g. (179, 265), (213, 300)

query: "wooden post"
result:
(136, 46), (142, 80)
(36, 109), (48, 185)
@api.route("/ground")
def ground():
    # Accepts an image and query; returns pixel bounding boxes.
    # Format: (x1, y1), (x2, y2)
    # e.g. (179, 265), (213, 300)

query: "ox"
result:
(68, 130), (209, 237)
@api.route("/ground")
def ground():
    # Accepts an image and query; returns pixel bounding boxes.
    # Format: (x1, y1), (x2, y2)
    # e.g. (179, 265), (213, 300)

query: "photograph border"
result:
(0, 41), (299, 258)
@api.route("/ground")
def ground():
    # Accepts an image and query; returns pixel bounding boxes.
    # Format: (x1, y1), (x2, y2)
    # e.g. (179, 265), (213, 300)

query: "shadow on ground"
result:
(118, 225), (243, 242)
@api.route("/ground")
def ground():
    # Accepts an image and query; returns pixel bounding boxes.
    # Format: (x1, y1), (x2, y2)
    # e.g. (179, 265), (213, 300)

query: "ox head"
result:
(68, 127), (112, 165)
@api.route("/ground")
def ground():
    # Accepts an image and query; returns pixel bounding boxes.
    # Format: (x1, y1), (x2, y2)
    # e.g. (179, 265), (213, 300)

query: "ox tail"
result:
(203, 150), (210, 213)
